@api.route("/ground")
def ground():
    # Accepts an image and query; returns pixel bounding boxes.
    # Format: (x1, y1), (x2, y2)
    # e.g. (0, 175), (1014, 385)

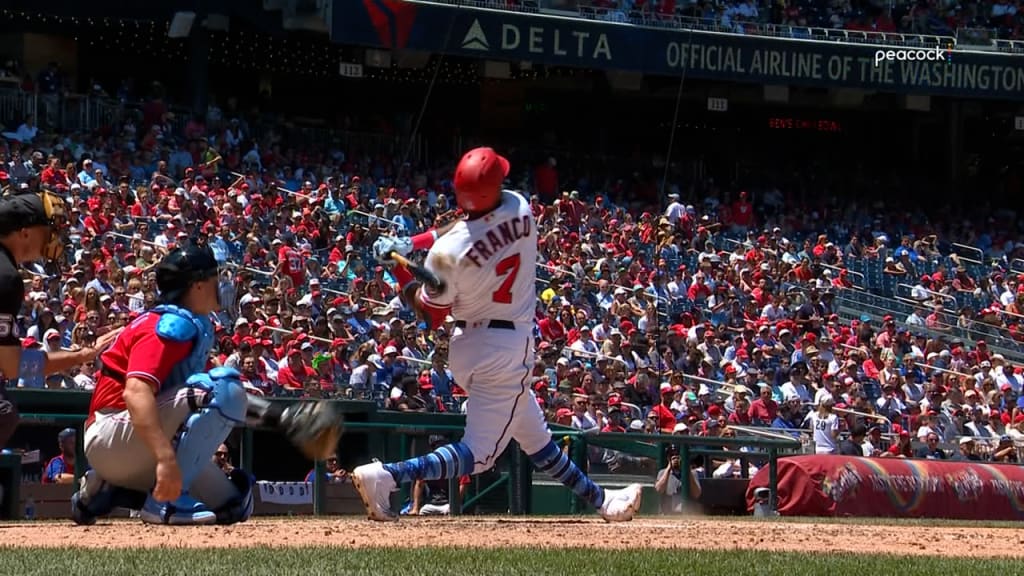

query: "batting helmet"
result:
(155, 245), (220, 303)
(453, 147), (508, 213)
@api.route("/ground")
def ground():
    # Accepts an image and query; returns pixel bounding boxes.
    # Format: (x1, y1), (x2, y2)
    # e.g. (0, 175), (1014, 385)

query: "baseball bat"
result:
(390, 251), (446, 292)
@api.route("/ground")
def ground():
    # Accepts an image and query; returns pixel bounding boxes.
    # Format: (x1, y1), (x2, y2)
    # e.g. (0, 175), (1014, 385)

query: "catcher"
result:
(72, 245), (343, 526)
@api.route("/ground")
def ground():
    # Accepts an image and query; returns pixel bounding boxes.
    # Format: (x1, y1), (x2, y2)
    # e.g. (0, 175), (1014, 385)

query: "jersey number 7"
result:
(492, 253), (521, 304)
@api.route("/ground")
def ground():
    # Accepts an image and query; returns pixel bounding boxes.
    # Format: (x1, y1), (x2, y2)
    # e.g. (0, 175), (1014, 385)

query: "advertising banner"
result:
(336, 1), (1024, 100)
(746, 455), (1024, 520)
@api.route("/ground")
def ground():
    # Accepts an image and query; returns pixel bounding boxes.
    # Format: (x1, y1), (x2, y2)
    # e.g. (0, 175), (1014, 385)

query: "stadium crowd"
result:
(0, 80), (1023, 468)
(474, 0), (1023, 40)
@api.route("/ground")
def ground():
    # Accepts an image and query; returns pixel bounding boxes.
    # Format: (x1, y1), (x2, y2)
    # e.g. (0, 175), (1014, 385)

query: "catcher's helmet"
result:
(453, 147), (508, 213)
(155, 245), (220, 303)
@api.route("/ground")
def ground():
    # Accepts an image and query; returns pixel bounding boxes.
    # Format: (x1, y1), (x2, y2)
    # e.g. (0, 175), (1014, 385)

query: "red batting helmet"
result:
(453, 147), (508, 213)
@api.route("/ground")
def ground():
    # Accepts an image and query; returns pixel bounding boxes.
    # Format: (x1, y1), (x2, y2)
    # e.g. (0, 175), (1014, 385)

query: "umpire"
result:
(0, 191), (116, 449)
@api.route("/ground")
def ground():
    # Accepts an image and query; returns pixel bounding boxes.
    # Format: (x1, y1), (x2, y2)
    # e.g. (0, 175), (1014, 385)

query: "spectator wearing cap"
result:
(85, 265), (114, 296)
(650, 383), (678, 433)
(42, 428), (79, 484)
(276, 347), (316, 393)
(780, 362), (813, 404)
(16, 337), (45, 389)
(1007, 414), (1024, 443)
(378, 345), (406, 388)
(349, 343), (381, 395)
(952, 437), (982, 461)
(569, 325), (599, 357)
(991, 435), (1019, 463)
(861, 425), (885, 457)
(570, 394), (598, 432)
(883, 426), (914, 458)
(655, 444), (702, 514)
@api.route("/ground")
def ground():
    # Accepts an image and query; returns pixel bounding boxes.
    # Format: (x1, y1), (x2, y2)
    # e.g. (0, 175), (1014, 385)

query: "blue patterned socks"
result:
(383, 442), (475, 484)
(530, 440), (605, 509)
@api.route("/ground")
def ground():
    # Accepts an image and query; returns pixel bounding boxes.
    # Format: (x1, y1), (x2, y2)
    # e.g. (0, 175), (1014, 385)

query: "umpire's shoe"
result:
(140, 493), (217, 526)
(352, 461), (398, 522)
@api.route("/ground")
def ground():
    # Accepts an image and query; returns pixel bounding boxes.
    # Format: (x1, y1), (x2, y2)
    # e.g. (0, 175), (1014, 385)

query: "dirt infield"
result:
(0, 516), (1022, 556)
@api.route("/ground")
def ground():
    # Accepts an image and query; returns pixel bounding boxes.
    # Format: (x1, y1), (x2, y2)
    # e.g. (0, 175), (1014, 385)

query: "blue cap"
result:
(58, 428), (76, 441)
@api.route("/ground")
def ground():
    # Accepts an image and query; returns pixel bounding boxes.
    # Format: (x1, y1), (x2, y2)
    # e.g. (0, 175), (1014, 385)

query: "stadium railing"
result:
(572, 427), (801, 512)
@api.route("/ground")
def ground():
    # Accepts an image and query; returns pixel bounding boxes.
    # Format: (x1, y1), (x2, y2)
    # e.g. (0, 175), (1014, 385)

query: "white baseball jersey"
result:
(422, 190), (537, 324)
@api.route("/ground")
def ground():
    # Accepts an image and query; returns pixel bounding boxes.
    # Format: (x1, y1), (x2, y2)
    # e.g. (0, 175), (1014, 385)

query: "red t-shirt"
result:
(278, 247), (306, 286)
(651, 403), (676, 432)
(87, 313), (192, 426)
(277, 363), (316, 391)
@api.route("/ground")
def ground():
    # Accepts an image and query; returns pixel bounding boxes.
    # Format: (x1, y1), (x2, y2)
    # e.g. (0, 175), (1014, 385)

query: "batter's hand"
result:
(153, 456), (183, 502)
(373, 235), (413, 265)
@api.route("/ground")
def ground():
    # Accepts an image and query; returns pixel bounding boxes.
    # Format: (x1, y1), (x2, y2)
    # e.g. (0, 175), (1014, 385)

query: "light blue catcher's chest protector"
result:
(151, 304), (215, 391)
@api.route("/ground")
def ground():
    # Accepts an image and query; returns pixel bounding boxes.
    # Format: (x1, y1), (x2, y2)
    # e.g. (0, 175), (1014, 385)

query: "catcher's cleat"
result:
(279, 401), (345, 461)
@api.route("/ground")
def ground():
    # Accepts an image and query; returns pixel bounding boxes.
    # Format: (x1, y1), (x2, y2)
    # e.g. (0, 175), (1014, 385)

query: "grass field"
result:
(3, 547), (1022, 576)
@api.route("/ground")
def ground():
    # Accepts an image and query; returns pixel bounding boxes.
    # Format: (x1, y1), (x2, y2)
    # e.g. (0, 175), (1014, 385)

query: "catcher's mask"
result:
(0, 191), (68, 262)
(38, 191), (67, 261)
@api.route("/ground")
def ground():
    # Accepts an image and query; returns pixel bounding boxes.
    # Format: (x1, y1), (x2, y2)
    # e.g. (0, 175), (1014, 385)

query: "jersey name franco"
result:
(464, 214), (532, 268)
(424, 190), (538, 325)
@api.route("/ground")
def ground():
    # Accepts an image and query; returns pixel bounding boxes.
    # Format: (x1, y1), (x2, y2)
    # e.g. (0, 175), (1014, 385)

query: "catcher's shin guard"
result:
(246, 396), (344, 460)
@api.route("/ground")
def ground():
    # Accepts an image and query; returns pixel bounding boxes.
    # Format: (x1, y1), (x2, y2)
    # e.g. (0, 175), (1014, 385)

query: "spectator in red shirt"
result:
(651, 383), (678, 433)
(277, 349), (316, 392)
(538, 305), (566, 343)
(748, 384), (778, 425)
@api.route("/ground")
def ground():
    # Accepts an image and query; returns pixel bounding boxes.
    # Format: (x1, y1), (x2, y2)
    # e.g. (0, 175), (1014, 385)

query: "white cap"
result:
(629, 420), (644, 431)
(383, 345), (398, 356)
(235, 317), (249, 327)
(672, 423), (689, 433)
(785, 393), (800, 402)
(44, 328), (61, 341)
(368, 354), (384, 369)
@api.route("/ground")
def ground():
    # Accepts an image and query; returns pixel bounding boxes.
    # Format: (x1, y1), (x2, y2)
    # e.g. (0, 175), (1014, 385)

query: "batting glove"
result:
(372, 235), (413, 265)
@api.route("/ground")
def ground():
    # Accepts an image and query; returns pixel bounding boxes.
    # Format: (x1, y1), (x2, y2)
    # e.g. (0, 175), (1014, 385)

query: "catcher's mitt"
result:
(279, 401), (345, 460)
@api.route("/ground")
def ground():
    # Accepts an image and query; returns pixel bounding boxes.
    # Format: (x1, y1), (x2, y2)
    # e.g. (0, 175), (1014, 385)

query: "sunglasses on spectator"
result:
(215, 451), (229, 458)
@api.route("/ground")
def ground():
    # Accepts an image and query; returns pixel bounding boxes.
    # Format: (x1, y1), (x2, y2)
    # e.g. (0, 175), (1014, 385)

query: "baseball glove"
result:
(279, 401), (345, 461)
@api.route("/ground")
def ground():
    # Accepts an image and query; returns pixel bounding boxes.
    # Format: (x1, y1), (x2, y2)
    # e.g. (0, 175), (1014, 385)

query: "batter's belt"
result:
(454, 320), (514, 330)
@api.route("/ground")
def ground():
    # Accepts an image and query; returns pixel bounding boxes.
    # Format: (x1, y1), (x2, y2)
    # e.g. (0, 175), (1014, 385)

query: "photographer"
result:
(654, 445), (702, 514)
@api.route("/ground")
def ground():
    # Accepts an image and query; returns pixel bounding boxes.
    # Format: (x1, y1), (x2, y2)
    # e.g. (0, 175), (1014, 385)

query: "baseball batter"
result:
(353, 147), (642, 521)
(72, 245), (343, 526)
